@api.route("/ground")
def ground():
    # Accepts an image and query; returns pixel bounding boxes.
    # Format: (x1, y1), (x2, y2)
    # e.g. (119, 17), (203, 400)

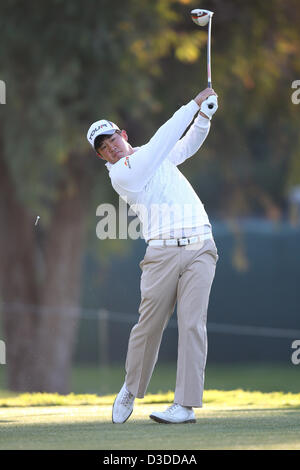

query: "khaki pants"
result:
(125, 237), (218, 407)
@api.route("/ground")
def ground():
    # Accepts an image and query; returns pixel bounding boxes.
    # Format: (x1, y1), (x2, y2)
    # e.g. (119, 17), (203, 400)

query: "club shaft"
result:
(207, 15), (212, 88)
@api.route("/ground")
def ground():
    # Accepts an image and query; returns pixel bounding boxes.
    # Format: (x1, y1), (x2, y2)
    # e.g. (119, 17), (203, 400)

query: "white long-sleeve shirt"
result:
(105, 100), (212, 242)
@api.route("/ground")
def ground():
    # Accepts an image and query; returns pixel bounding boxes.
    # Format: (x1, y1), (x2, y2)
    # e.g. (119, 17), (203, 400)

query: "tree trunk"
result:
(0, 140), (39, 391)
(0, 143), (92, 393)
(32, 152), (92, 393)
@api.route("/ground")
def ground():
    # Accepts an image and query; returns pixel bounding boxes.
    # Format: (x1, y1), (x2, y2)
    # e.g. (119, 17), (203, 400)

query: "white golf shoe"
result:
(112, 382), (135, 424)
(149, 403), (196, 424)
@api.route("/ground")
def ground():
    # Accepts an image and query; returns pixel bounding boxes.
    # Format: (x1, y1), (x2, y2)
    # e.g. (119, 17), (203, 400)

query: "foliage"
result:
(0, 0), (299, 252)
(152, 0), (300, 218)
(1, 0), (299, 214)
(1, 388), (300, 407)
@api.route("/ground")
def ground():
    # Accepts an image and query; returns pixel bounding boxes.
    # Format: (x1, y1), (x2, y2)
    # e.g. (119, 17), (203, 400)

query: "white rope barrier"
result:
(1, 302), (299, 339)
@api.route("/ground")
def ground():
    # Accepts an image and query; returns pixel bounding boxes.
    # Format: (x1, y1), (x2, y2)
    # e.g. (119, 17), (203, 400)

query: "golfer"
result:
(87, 88), (219, 424)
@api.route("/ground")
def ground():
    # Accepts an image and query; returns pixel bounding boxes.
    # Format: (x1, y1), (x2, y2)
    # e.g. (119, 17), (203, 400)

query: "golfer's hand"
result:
(194, 88), (217, 107)
(194, 88), (218, 119)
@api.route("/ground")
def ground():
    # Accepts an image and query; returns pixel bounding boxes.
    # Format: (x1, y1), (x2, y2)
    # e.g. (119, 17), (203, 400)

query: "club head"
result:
(191, 9), (213, 27)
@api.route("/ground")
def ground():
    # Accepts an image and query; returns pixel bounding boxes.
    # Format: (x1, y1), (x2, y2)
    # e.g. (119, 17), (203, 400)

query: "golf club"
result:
(191, 9), (214, 94)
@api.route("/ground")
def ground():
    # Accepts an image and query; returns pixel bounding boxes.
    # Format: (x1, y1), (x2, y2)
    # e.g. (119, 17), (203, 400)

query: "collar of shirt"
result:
(105, 147), (140, 172)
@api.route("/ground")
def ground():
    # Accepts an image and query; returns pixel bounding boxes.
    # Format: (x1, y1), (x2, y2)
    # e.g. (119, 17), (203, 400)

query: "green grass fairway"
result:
(1, 390), (300, 450)
(1, 364), (300, 449)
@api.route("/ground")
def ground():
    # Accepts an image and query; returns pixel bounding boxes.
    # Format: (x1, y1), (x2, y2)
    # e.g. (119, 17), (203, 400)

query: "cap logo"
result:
(89, 123), (110, 141)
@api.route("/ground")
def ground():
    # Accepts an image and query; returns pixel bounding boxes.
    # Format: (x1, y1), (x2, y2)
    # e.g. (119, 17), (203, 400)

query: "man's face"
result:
(96, 130), (132, 164)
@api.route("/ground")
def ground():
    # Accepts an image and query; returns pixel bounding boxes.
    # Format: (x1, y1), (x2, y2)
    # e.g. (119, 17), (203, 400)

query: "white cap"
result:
(87, 120), (120, 149)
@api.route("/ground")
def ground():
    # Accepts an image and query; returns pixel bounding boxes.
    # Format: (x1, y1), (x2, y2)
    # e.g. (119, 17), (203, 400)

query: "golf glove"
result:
(200, 95), (218, 119)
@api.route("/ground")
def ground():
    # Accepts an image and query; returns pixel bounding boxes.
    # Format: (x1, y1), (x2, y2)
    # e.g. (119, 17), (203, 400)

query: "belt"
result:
(148, 232), (213, 247)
